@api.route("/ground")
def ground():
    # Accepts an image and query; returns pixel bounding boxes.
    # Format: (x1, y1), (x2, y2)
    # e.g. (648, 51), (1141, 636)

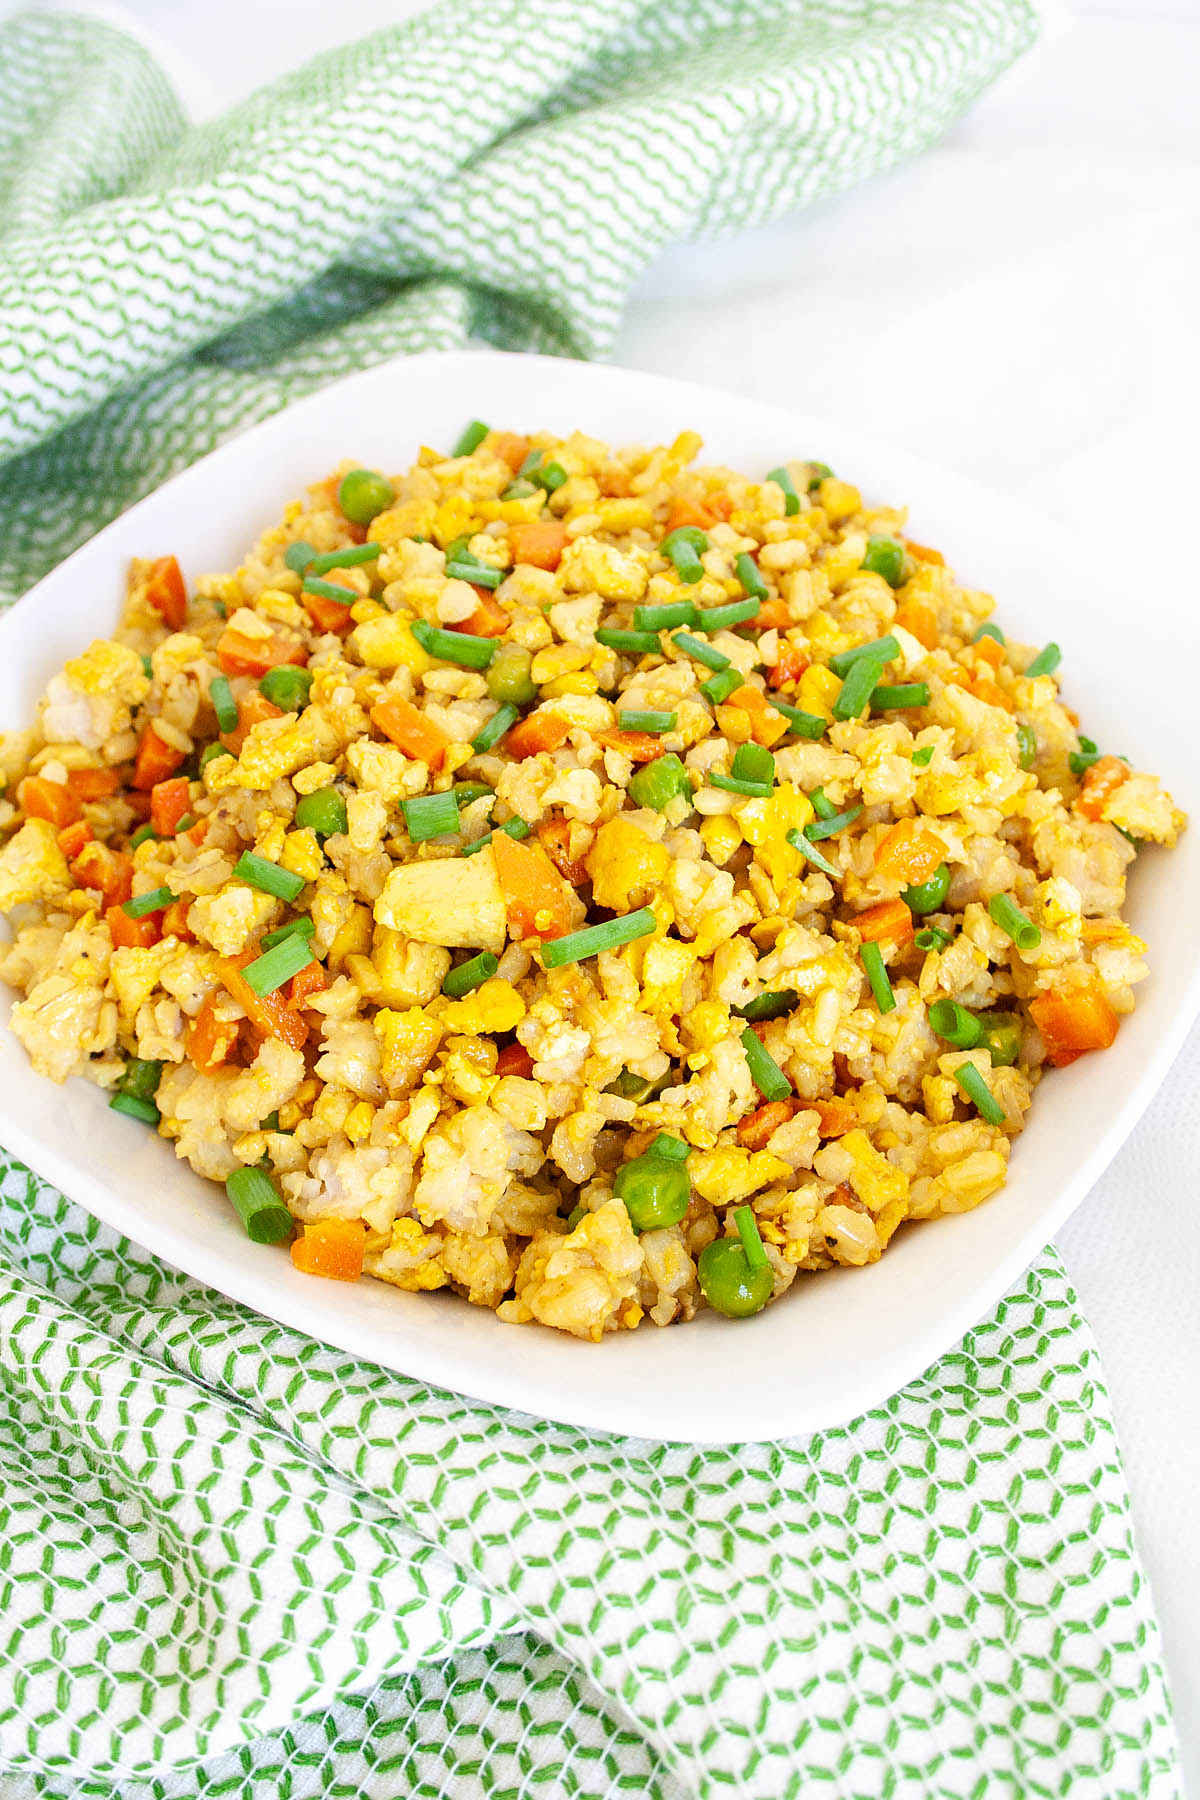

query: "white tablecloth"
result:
(6, 0), (1198, 1786)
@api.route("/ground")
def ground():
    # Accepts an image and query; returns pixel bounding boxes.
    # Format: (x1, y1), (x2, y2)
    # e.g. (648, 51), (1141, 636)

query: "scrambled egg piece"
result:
(375, 846), (506, 954)
(0, 819), (70, 910)
(41, 640), (149, 748)
(586, 816), (671, 912)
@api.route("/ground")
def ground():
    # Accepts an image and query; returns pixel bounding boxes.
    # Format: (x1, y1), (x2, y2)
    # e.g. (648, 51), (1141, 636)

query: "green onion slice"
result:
(122, 886), (172, 920)
(452, 419), (490, 457)
(540, 907), (657, 968)
(109, 1092), (160, 1125)
(242, 934), (315, 997)
(736, 989), (798, 1022)
(411, 620), (497, 670)
(306, 542), (381, 576)
(701, 669), (744, 706)
(302, 575), (356, 603)
(731, 742), (775, 786)
(740, 1026), (792, 1101)
(648, 1132), (691, 1162)
(953, 1061), (1007, 1127)
(766, 466), (800, 515)
(987, 892), (1041, 951)
(461, 818), (530, 856)
(233, 852), (306, 904)
(912, 745), (935, 767)
(915, 926), (952, 952)
(974, 623), (1005, 645)
(403, 790), (461, 842)
(1024, 643), (1061, 679)
(260, 916), (316, 952)
(443, 951), (499, 998)
(471, 704), (519, 754)
(226, 1166), (293, 1243)
(929, 1000), (982, 1049)
(210, 675), (238, 732)
(734, 1204), (769, 1271)
(786, 828), (838, 878)
(805, 804), (862, 841)
(709, 774), (773, 799)
(832, 656), (885, 722)
(860, 941), (896, 1014)
(769, 698), (826, 739)
(829, 634), (900, 679)
(672, 631), (730, 672)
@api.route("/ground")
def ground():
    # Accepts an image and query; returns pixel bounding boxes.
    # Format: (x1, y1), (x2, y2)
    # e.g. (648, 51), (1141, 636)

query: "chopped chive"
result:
(860, 940), (895, 1014)
(200, 743), (233, 773)
(953, 1061), (1007, 1127)
(242, 934), (314, 997)
(226, 1165), (293, 1244)
(672, 630), (730, 672)
(596, 629), (663, 655)
(517, 450), (544, 479)
(660, 527), (708, 584)
(411, 619), (497, 670)
(974, 623), (1006, 646)
(453, 781), (494, 810)
(740, 1026), (792, 1101)
(471, 704), (519, 753)
(302, 575), (356, 603)
(445, 556), (502, 589)
(122, 886), (172, 920)
(829, 634), (900, 679)
(307, 542), (381, 575)
(928, 999), (982, 1049)
(697, 598), (759, 631)
(806, 461), (833, 490)
(443, 951), (499, 998)
(540, 907), (657, 967)
(805, 804), (862, 841)
(701, 668), (744, 706)
(648, 1132), (691, 1162)
(912, 745), (935, 767)
(987, 892), (1041, 951)
(129, 822), (157, 850)
(732, 742), (775, 786)
(118, 1057), (162, 1101)
(1068, 739), (1102, 776)
(260, 916), (316, 952)
(284, 540), (317, 574)
(1025, 643), (1061, 679)
(735, 553), (768, 601)
(736, 989), (798, 1022)
(768, 698), (826, 739)
(452, 419), (490, 457)
(141, 653), (153, 679)
(1016, 724), (1037, 770)
(786, 828), (838, 877)
(536, 461), (567, 493)
(109, 1092), (160, 1125)
(766, 467), (800, 516)
(233, 852), (306, 904)
(618, 710), (677, 733)
(861, 535), (905, 587)
(915, 926), (952, 952)
(871, 682), (930, 711)
(734, 1204), (769, 1271)
(633, 600), (698, 632)
(832, 656), (884, 722)
(709, 774), (773, 798)
(210, 675), (238, 733)
(809, 787), (836, 820)
(461, 818), (530, 856)
(403, 790), (461, 842)
(261, 1111), (280, 1132)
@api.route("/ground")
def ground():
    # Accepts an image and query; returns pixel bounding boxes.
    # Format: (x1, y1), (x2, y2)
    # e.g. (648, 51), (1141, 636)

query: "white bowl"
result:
(1, 350), (1195, 1444)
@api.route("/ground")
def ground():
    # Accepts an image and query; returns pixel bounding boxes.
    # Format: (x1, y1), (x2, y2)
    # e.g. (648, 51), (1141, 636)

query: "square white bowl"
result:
(0, 349), (1195, 1444)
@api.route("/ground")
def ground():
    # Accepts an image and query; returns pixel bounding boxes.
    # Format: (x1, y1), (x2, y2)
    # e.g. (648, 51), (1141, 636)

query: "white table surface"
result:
(7, 0), (1199, 1787)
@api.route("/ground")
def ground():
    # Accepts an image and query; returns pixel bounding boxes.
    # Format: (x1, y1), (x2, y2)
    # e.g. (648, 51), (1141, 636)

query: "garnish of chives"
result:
(736, 989), (799, 1022)
(912, 745), (935, 767)
(832, 656), (885, 722)
(302, 575), (356, 603)
(860, 535), (905, 587)
(518, 450), (544, 479)
(1068, 737), (1102, 775)
(769, 698), (826, 739)
(536, 461), (568, 493)
(226, 1166), (293, 1244)
(109, 1092), (160, 1125)
(672, 630), (730, 672)
(808, 787), (836, 821)
(634, 600), (698, 632)
(233, 852), (306, 904)
(974, 623), (1006, 645)
(242, 933), (315, 997)
(442, 951), (499, 998)
(210, 674), (239, 732)
(953, 1061), (1007, 1127)
(701, 668), (744, 705)
(403, 790), (461, 842)
(915, 926), (952, 951)
(806, 461), (833, 490)
(1024, 643), (1061, 679)
(452, 419), (490, 457)
(411, 619), (497, 670)
(829, 634), (900, 679)
(860, 941), (896, 1014)
(461, 818), (530, 856)
(709, 774), (774, 799)
(805, 803), (862, 841)
(118, 1057), (162, 1101)
(260, 915), (316, 952)
(697, 598), (759, 631)
(732, 742), (775, 786)
(129, 822), (157, 850)
(445, 550), (503, 589)
(122, 886), (172, 920)
(871, 682), (930, 711)
(284, 540), (317, 574)
(660, 527), (708, 584)
(540, 907), (657, 968)
(596, 629), (663, 655)
(472, 704), (519, 754)
(735, 553), (768, 601)
(766, 466), (800, 515)
(740, 1026), (792, 1101)
(786, 828), (838, 877)
(307, 542), (381, 575)
(928, 999), (982, 1049)
(618, 710), (677, 734)
(648, 1132), (691, 1162)
(453, 781), (494, 809)
(987, 892), (1041, 950)
(734, 1204), (769, 1271)
(141, 654), (153, 679)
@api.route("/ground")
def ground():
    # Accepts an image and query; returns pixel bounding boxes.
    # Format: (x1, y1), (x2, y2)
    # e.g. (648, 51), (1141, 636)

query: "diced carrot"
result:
(19, 777), (81, 829)
(1079, 918), (1129, 945)
(509, 519), (568, 571)
(904, 540), (944, 566)
(725, 684), (789, 747)
(813, 1096), (858, 1137)
(1030, 979), (1119, 1067)
(974, 633), (1005, 671)
(369, 695), (449, 770)
(105, 902), (160, 950)
(537, 816), (590, 886)
(854, 898), (916, 944)
(1077, 755), (1130, 822)
(184, 818), (207, 847)
(504, 711), (570, 759)
(893, 601), (939, 651)
(664, 495), (715, 533)
(216, 626), (307, 678)
(457, 588), (511, 637)
(221, 691), (283, 755)
(150, 776), (191, 837)
(751, 598), (792, 632)
(597, 730), (665, 764)
(491, 829), (575, 940)
(65, 767), (122, 801)
(290, 1217), (366, 1282)
(706, 492), (735, 522)
(144, 555), (187, 631)
(286, 959), (327, 1012)
(736, 1099), (797, 1150)
(132, 725), (185, 791)
(969, 675), (1014, 713)
(57, 821), (93, 860)
(218, 954), (309, 1052)
(125, 791), (153, 821)
(873, 818), (946, 885)
(495, 1042), (534, 1079)
(303, 590), (356, 636)
(768, 644), (809, 688)
(488, 432), (530, 473)
(71, 843), (134, 907)
(187, 992), (238, 1072)
(161, 898), (195, 942)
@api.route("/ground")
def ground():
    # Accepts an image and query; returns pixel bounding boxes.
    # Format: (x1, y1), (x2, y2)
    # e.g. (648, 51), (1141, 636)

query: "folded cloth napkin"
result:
(0, 2), (1182, 1795)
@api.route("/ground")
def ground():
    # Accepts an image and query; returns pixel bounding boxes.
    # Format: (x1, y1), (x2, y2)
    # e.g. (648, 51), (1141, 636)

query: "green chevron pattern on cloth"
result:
(0, 0), (1041, 605)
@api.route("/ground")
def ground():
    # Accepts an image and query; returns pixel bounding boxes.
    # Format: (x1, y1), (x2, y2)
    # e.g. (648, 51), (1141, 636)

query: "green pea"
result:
(337, 468), (395, 527)
(614, 1154), (690, 1233)
(697, 1238), (773, 1319)
(119, 1057), (163, 1102)
(485, 644), (537, 707)
(294, 786), (348, 839)
(860, 535), (905, 588)
(902, 861), (951, 916)
(978, 1011), (1022, 1068)
(259, 665), (313, 711)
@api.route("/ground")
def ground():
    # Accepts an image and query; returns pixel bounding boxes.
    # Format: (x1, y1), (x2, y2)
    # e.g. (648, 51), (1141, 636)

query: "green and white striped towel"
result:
(0, 3), (1182, 1795)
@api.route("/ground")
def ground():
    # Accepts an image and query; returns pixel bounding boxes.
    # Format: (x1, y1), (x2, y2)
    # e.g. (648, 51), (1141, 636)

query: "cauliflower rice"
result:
(0, 426), (1185, 1339)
